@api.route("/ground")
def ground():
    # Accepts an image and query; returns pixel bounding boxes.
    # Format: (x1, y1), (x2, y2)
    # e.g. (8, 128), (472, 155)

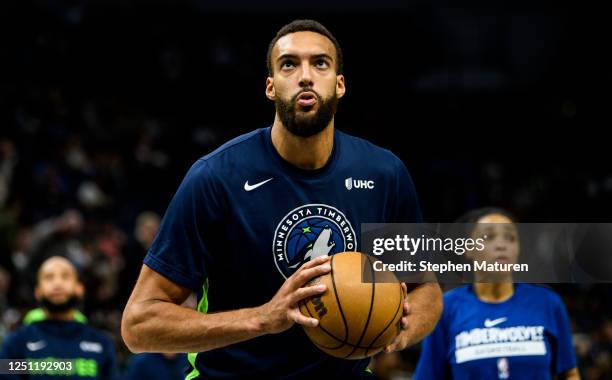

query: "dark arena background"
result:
(0, 0), (610, 379)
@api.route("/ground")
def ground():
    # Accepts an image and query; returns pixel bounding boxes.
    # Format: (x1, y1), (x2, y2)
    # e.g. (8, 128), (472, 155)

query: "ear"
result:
(75, 282), (85, 298)
(34, 286), (42, 302)
(336, 74), (346, 99)
(265, 77), (276, 100)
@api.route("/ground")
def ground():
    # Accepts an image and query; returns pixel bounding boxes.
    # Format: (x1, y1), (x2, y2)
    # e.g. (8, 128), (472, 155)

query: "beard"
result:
(39, 295), (80, 314)
(275, 88), (338, 138)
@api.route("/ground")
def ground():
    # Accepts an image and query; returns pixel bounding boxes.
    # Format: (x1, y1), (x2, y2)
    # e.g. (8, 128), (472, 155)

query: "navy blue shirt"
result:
(0, 317), (118, 380)
(124, 353), (188, 380)
(144, 127), (421, 379)
(414, 284), (577, 380)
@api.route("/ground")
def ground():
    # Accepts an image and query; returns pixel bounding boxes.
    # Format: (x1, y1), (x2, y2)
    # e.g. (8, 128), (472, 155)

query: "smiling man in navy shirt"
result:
(122, 19), (442, 379)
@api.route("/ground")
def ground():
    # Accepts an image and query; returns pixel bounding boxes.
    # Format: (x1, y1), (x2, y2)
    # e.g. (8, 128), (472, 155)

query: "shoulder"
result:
(1, 324), (37, 355)
(79, 324), (116, 351)
(441, 285), (475, 316)
(180, 128), (266, 184)
(337, 130), (403, 164)
(199, 128), (266, 167)
(517, 284), (564, 306)
(1, 325), (28, 347)
(337, 130), (407, 174)
(443, 285), (473, 303)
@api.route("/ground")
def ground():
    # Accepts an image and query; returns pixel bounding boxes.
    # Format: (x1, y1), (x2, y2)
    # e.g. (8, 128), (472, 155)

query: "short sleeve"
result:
(144, 159), (224, 292)
(393, 158), (423, 223)
(550, 294), (577, 374)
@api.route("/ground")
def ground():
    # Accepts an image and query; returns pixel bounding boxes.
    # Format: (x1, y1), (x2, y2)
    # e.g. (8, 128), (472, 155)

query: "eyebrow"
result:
(276, 53), (333, 63)
(503, 225), (518, 233)
(480, 225), (517, 233)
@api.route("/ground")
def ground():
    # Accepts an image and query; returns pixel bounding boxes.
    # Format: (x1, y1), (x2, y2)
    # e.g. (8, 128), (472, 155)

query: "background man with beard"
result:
(121, 19), (442, 379)
(0, 256), (119, 379)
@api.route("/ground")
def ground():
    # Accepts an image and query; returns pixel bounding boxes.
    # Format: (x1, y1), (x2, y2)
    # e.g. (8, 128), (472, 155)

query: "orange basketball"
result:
(298, 251), (404, 360)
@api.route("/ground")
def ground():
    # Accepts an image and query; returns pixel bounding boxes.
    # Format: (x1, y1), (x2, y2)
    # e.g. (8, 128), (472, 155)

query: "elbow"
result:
(121, 305), (146, 353)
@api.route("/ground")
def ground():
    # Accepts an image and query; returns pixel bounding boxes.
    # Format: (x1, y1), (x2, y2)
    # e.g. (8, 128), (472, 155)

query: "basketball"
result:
(299, 251), (404, 360)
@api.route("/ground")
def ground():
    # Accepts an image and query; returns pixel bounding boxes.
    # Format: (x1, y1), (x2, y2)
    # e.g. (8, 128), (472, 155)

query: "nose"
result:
(493, 241), (508, 252)
(298, 62), (313, 88)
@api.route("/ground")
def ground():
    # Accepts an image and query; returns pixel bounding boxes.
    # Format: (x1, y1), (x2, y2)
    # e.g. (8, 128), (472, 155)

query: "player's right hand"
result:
(258, 255), (330, 334)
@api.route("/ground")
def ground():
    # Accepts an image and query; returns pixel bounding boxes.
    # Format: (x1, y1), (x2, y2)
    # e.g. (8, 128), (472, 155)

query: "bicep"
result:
(127, 265), (192, 308)
(122, 251), (205, 352)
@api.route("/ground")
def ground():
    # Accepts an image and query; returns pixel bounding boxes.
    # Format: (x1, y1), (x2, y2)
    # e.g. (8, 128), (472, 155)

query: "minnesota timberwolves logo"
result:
(272, 204), (357, 278)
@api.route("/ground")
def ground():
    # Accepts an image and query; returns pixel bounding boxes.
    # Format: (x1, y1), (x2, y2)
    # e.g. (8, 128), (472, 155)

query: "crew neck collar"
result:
(263, 126), (340, 180)
(469, 283), (518, 305)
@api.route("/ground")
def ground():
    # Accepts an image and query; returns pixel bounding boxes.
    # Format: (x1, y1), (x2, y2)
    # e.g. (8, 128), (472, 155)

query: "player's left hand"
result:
(383, 282), (410, 353)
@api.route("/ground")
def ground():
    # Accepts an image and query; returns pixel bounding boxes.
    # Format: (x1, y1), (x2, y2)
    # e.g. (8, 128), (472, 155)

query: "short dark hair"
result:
(456, 207), (517, 225)
(266, 19), (343, 76)
(453, 207), (518, 241)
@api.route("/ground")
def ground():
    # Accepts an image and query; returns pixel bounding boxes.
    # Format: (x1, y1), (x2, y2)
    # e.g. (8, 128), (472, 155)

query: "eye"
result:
(315, 59), (329, 69)
(281, 61), (295, 70)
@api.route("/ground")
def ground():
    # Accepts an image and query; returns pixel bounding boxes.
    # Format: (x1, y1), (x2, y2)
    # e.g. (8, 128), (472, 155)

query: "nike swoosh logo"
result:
(80, 341), (103, 353)
(26, 341), (46, 351)
(484, 317), (507, 328)
(244, 178), (274, 191)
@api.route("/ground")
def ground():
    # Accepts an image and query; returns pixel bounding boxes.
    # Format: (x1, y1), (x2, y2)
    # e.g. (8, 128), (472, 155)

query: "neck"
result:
(45, 309), (76, 322)
(473, 282), (514, 303)
(271, 116), (334, 170)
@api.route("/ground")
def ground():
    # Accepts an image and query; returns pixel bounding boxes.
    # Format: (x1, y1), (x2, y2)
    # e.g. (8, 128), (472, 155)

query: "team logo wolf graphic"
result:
(272, 204), (357, 278)
(288, 225), (335, 269)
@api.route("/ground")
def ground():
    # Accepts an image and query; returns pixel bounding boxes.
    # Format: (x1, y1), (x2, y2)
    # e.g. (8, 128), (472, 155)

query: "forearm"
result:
(402, 282), (443, 346)
(122, 300), (266, 353)
(122, 257), (330, 354)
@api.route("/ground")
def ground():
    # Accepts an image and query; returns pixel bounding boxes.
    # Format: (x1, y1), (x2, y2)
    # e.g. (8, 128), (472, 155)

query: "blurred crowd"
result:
(0, 1), (609, 379)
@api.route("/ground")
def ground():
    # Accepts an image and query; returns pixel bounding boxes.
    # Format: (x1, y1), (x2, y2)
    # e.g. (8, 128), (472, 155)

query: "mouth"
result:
(494, 256), (511, 264)
(48, 290), (69, 299)
(296, 91), (317, 108)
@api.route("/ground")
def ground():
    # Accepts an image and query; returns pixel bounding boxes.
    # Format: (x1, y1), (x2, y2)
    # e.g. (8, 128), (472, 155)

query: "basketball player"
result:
(122, 19), (442, 379)
(414, 208), (580, 380)
(0, 256), (119, 379)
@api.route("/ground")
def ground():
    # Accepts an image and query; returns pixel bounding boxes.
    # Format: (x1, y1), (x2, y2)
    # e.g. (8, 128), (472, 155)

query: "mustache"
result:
(291, 88), (322, 103)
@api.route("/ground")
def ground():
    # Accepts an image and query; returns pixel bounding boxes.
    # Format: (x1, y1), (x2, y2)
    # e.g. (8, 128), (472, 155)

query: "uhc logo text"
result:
(345, 177), (375, 190)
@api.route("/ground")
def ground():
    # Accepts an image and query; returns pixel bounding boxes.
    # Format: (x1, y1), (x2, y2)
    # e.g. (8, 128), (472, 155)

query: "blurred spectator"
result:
(0, 139), (18, 208)
(124, 353), (188, 380)
(26, 209), (87, 278)
(0, 266), (12, 341)
(0, 256), (120, 380)
(117, 211), (160, 306)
